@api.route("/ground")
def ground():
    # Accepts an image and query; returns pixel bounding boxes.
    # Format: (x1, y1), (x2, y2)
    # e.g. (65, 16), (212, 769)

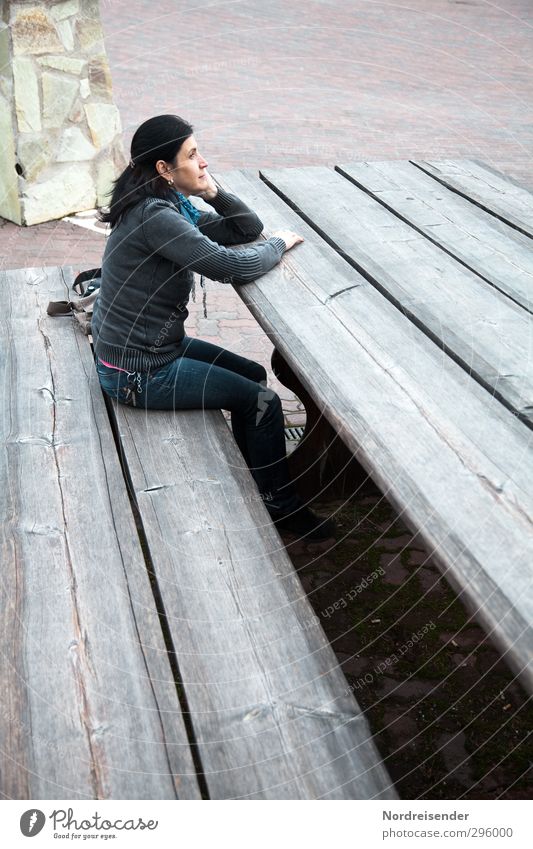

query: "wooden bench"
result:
(217, 161), (533, 695)
(0, 266), (395, 799)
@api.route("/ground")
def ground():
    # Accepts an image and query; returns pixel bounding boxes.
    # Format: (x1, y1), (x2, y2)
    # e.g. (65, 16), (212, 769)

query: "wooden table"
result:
(218, 160), (533, 695)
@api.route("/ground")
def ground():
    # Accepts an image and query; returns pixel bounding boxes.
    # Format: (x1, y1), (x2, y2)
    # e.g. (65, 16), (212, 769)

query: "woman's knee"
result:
(253, 383), (282, 426)
(248, 361), (267, 384)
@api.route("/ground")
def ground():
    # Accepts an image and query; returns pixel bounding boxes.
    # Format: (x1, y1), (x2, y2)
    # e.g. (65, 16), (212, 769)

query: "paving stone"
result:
(438, 731), (474, 787)
(378, 677), (438, 702)
(379, 552), (409, 586)
(417, 567), (446, 594)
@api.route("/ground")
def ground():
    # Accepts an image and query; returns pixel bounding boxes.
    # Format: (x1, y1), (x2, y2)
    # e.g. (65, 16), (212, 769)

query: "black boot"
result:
(272, 505), (336, 541)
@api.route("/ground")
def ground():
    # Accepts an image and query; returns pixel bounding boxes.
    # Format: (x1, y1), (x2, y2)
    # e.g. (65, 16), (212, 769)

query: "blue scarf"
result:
(175, 191), (201, 226)
(174, 191), (206, 313)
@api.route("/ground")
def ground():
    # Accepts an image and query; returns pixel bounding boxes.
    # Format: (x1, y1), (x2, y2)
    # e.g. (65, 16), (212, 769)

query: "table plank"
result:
(261, 165), (533, 426)
(412, 159), (533, 239)
(0, 268), (200, 800)
(112, 403), (396, 800)
(337, 160), (533, 313)
(216, 169), (533, 693)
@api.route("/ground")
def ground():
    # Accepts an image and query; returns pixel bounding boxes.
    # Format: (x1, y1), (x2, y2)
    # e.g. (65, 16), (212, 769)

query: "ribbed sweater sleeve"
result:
(142, 200), (286, 285)
(197, 187), (264, 245)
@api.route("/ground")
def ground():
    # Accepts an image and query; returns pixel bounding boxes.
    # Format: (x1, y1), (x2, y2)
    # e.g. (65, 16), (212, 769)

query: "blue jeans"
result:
(95, 336), (301, 515)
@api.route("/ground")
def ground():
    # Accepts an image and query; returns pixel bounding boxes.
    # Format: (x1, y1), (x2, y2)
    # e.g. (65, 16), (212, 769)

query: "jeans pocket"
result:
(96, 365), (133, 405)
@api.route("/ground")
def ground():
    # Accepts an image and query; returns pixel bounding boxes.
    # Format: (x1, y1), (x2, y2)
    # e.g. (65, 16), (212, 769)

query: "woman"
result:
(94, 114), (334, 540)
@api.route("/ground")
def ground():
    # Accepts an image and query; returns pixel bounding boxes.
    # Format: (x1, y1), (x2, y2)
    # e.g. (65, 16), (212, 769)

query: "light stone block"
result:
(76, 17), (104, 51)
(22, 162), (96, 225)
(88, 55), (113, 101)
(55, 18), (74, 51)
(50, 0), (80, 21)
(69, 100), (84, 122)
(57, 127), (96, 161)
(0, 24), (10, 73)
(3, 1), (125, 225)
(0, 94), (22, 224)
(13, 55), (41, 133)
(96, 153), (117, 206)
(42, 71), (78, 128)
(38, 55), (86, 74)
(17, 133), (54, 182)
(11, 6), (63, 55)
(85, 102), (121, 148)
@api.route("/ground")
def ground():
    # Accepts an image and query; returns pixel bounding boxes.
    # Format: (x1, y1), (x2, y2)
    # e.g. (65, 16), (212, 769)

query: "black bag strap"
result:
(47, 300), (73, 317)
(73, 267), (102, 295)
(47, 267), (102, 317)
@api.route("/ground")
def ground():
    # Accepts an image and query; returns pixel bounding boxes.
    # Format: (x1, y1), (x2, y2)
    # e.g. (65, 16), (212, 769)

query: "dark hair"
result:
(99, 114), (193, 227)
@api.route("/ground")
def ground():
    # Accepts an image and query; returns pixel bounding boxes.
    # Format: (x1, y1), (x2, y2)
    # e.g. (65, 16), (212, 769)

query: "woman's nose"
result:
(199, 154), (208, 168)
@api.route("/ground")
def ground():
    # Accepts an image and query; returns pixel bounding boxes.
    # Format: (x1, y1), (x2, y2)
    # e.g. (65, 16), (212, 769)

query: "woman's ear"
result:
(155, 159), (169, 177)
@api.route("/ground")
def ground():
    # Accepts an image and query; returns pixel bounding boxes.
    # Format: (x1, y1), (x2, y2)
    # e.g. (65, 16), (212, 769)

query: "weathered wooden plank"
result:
(0, 268), (200, 800)
(412, 159), (533, 239)
(337, 160), (533, 313)
(260, 165), (533, 425)
(112, 402), (396, 800)
(215, 169), (533, 694)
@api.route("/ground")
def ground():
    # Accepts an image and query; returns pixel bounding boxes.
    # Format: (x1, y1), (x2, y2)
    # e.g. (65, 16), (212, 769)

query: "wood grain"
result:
(260, 164), (533, 425)
(337, 160), (533, 313)
(214, 169), (533, 694)
(412, 159), (533, 239)
(0, 268), (200, 800)
(112, 401), (396, 800)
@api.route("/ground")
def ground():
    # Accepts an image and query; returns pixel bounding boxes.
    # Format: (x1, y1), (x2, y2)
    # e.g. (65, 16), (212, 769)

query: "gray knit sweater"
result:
(92, 187), (285, 372)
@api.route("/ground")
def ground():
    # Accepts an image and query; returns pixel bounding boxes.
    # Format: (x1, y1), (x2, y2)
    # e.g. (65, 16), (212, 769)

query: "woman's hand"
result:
(196, 171), (218, 201)
(272, 230), (305, 251)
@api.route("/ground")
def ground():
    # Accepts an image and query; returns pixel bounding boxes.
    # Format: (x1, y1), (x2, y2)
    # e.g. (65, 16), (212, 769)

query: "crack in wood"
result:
(37, 308), (107, 800)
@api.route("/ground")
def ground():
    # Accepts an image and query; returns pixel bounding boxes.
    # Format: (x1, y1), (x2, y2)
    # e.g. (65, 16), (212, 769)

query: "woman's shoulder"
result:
(140, 195), (182, 220)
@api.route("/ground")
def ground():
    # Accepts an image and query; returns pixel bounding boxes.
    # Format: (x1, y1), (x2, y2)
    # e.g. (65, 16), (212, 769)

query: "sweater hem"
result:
(94, 341), (181, 373)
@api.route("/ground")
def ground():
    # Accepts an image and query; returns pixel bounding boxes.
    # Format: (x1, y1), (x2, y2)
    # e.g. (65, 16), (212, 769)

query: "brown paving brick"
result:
(3, 0), (532, 427)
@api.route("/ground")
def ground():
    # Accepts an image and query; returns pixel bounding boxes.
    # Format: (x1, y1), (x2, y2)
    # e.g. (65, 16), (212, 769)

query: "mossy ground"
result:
(280, 494), (532, 799)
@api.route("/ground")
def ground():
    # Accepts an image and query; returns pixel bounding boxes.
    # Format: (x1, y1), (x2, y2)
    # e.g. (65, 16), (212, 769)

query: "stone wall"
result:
(0, 0), (125, 225)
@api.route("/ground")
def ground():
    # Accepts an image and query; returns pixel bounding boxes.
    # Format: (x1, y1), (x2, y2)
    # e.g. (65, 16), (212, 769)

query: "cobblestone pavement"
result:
(284, 497), (532, 799)
(3, 1), (532, 797)
(2, 0), (532, 422)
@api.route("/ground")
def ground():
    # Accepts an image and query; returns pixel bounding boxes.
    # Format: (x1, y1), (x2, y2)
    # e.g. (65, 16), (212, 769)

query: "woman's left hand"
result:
(196, 171), (218, 201)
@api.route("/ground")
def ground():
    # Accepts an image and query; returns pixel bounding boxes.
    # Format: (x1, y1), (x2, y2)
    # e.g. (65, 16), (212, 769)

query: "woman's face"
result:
(164, 135), (208, 196)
